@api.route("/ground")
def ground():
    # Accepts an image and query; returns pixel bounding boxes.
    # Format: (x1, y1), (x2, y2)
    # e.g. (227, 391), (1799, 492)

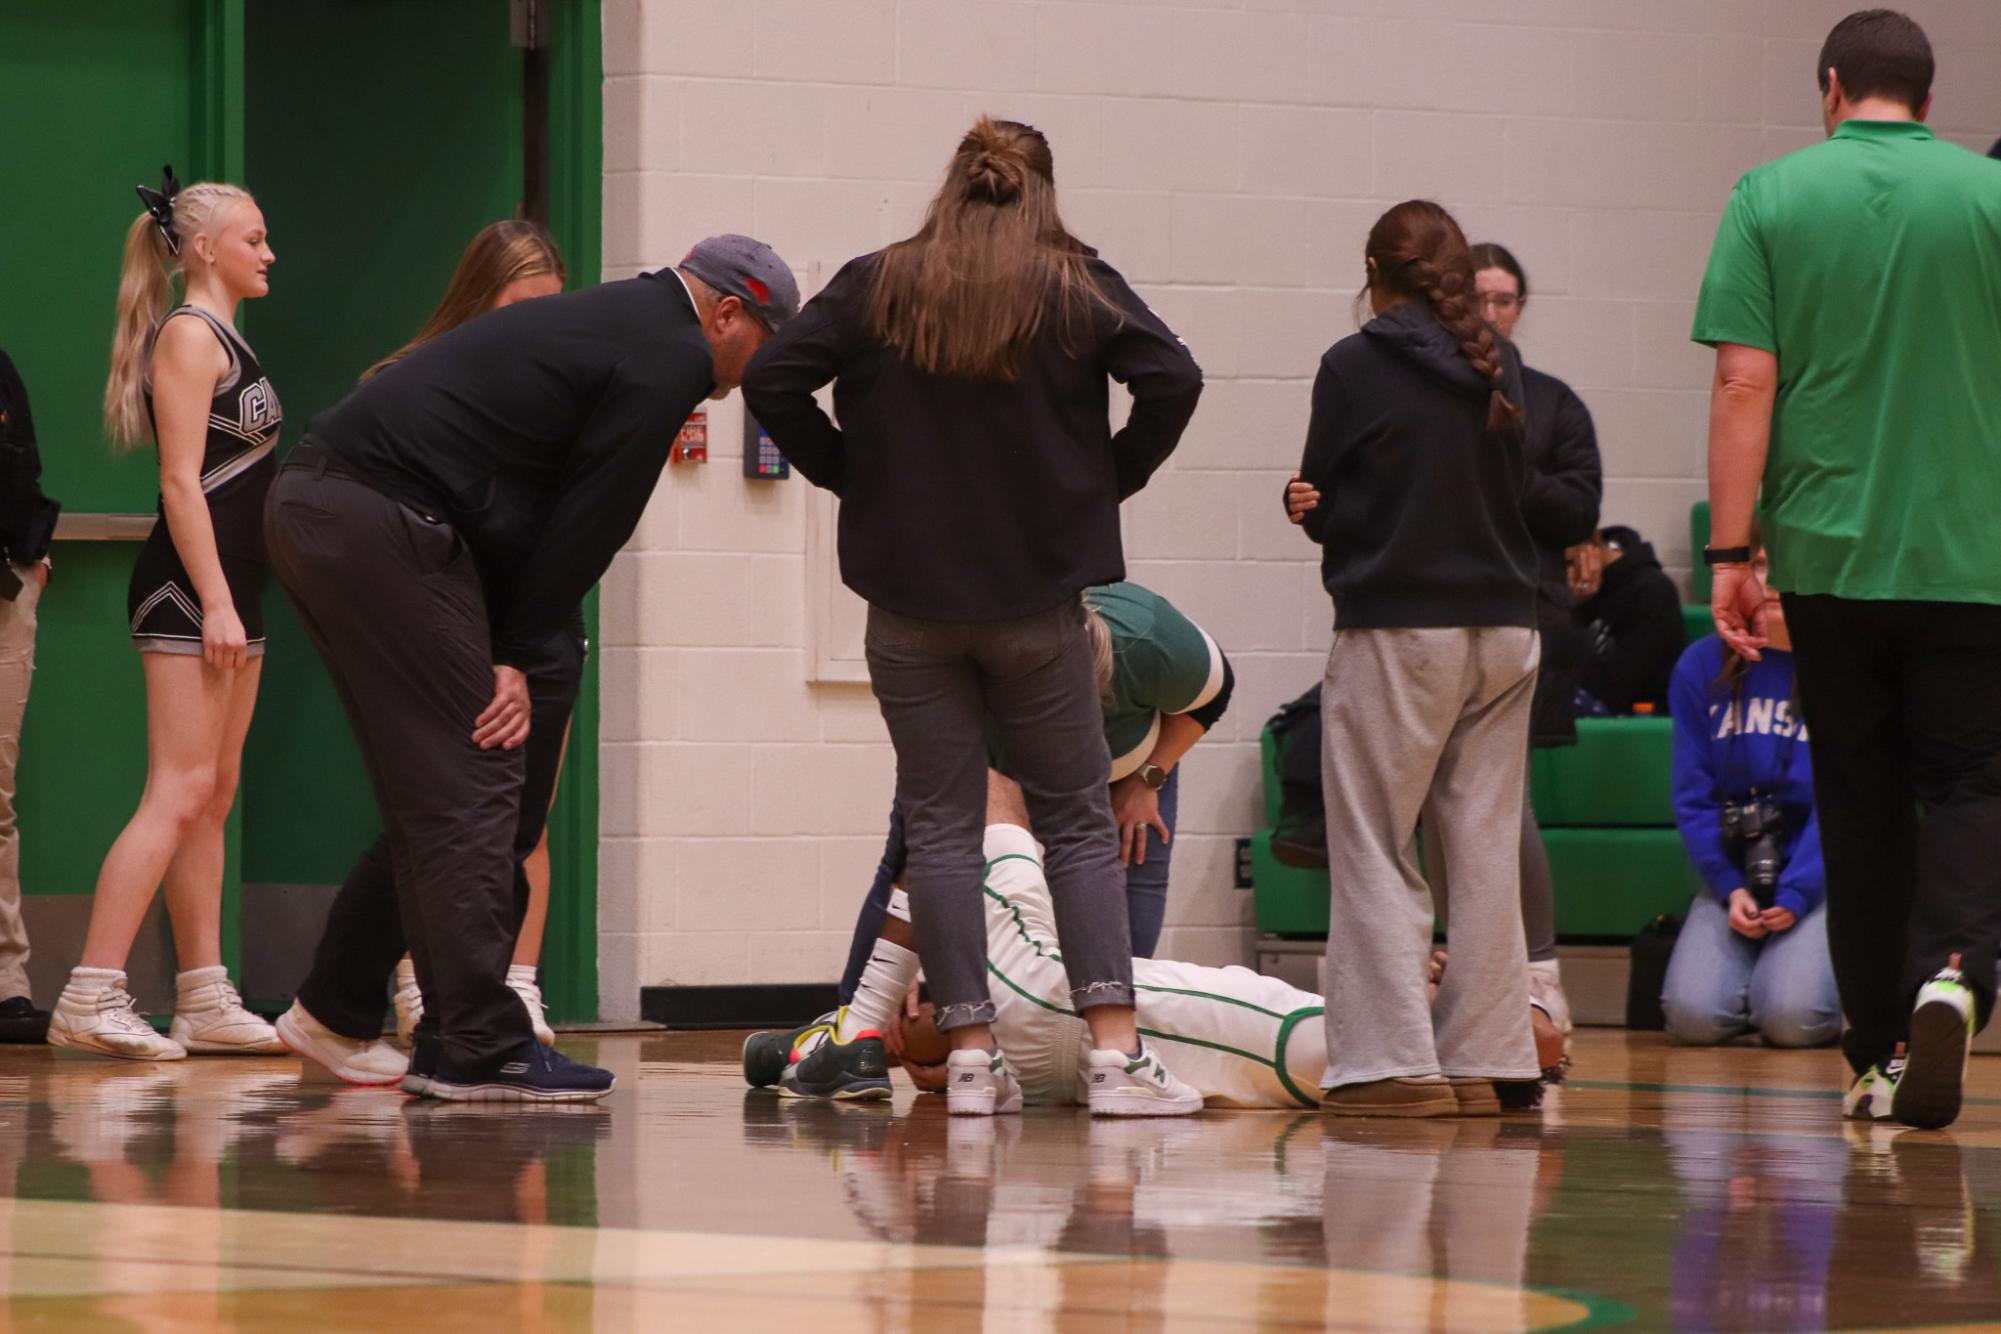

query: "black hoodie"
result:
(1574, 525), (1685, 714)
(1297, 303), (1537, 630)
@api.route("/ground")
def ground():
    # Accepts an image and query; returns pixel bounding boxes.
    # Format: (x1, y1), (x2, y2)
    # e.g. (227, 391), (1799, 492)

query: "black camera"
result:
(1720, 796), (1786, 910)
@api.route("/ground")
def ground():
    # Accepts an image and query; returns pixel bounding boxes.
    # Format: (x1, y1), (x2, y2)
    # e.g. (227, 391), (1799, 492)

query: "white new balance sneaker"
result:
(1085, 1044), (1203, 1117)
(275, 1001), (409, 1086)
(393, 957), (423, 1047)
(945, 1048), (1023, 1116)
(170, 966), (286, 1054)
(1895, 957), (1976, 1130)
(46, 968), (186, 1061)
(508, 964), (556, 1046)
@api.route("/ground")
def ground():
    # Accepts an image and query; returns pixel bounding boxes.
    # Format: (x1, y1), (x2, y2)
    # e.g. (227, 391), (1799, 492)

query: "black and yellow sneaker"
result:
(743, 1011), (839, 1089)
(777, 1026), (892, 1101)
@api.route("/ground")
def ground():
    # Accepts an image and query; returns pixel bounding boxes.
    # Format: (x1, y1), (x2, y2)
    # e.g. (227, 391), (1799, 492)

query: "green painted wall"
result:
(238, 0), (527, 891)
(3, 2), (245, 978)
(0, 3), (215, 513)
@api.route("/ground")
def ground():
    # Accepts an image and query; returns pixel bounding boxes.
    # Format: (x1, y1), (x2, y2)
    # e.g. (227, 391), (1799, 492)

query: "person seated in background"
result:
(1569, 524), (1686, 716)
(747, 774), (1562, 1110)
(1661, 542), (1836, 1050)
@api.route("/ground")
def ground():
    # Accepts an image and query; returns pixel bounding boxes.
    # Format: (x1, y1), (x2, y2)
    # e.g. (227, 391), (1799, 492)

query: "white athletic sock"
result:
(840, 938), (919, 1042)
(65, 966), (127, 993)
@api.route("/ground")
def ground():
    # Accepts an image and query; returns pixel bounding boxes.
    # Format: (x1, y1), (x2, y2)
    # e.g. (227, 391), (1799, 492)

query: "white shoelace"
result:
(88, 985), (159, 1035)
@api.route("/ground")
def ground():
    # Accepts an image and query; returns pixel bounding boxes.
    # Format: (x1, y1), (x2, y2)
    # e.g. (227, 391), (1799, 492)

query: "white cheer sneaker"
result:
(1085, 1043), (1203, 1117)
(945, 1047), (1024, 1116)
(170, 966), (287, 1054)
(46, 968), (186, 1061)
(275, 1001), (409, 1086)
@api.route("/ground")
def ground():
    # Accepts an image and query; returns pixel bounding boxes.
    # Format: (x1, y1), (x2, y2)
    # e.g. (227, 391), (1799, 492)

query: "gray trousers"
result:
(266, 452), (532, 1067)
(865, 600), (1134, 1031)
(1432, 753), (1558, 964)
(1320, 625), (1541, 1088)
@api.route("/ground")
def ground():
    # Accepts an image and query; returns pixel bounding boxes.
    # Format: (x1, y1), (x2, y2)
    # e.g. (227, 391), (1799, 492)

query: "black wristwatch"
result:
(1703, 544), (1753, 566)
(1136, 763), (1168, 791)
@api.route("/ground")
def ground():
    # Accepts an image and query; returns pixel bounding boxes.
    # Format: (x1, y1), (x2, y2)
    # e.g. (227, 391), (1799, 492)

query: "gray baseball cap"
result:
(679, 234), (800, 330)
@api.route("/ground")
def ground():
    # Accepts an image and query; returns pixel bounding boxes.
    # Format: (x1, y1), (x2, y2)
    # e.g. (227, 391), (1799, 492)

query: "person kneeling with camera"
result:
(1660, 547), (1837, 1048)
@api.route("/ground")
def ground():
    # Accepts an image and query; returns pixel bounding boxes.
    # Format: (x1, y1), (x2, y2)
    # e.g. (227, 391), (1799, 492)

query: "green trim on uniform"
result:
(1271, 1007), (1326, 1109)
(983, 858), (1318, 1107)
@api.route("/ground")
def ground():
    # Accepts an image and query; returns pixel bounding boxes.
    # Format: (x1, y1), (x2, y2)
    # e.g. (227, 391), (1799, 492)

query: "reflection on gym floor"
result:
(3, 1030), (2001, 1330)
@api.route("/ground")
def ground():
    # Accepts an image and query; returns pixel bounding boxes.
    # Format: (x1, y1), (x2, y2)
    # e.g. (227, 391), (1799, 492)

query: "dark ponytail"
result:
(1365, 201), (1523, 432)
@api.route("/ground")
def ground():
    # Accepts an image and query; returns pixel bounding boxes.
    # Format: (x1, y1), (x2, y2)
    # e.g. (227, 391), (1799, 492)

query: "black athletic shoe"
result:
(423, 1039), (615, 1104)
(0, 996), (50, 1044)
(402, 1032), (442, 1097)
(777, 1030), (891, 1101)
(743, 1011), (838, 1089)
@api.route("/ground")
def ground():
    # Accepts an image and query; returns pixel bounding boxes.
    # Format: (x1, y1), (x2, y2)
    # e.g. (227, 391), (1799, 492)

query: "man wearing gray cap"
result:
(266, 234), (796, 1102)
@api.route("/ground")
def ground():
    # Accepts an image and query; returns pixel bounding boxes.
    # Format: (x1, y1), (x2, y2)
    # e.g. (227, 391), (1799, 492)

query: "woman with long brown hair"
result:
(745, 117), (1207, 1116)
(1295, 199), (1543, 1117)
(357, 219), (572, 1046)
(48, 171), (285, 1059)
(363, 220), (565, 381)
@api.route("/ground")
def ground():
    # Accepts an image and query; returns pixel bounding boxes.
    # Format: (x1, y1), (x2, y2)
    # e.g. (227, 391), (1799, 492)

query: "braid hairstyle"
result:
(1365, 200), (1523, 432)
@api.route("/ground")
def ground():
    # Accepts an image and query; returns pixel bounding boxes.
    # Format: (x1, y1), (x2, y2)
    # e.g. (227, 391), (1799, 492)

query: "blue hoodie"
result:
(1668, 635), (1825, 919)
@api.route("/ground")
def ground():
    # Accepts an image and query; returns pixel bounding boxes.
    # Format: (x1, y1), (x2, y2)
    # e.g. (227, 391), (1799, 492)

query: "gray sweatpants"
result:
(865, 599), (1135, 1031)
(1319, 625), (1542, 1088)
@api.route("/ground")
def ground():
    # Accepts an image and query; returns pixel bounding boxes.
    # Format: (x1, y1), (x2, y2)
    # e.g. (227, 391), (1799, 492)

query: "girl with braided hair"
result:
(1294, 199), (1543, 1118)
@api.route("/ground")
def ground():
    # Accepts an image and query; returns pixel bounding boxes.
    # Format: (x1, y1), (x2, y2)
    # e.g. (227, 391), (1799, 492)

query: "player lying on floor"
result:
(747, 776), (1553, 1110)
(748, 803), (1322, 1108)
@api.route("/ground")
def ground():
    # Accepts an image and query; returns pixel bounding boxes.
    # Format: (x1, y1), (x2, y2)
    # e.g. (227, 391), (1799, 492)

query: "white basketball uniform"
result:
(980, 824), (1326, 1109)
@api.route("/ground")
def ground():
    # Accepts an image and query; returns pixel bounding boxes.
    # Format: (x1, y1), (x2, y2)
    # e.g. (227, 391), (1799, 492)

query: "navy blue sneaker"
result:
(423, 1039), (615, 1104)
(402, 1032), (442, 1097)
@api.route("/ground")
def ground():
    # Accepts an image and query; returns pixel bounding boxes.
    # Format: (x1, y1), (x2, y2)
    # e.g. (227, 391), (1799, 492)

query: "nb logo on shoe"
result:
(957, 1072), (976, 1083)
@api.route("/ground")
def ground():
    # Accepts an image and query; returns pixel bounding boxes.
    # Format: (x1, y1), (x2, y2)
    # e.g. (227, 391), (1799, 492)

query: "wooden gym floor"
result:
(2, 1029), (2000, 1331)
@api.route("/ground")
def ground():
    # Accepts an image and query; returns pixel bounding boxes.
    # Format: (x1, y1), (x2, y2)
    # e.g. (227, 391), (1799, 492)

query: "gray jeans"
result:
(865, 600), (1134, 1031)
(1320, 624), (1542, 1087)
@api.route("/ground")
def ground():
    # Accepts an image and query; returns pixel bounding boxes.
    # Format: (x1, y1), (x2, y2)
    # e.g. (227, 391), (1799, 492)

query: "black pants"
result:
(1782, 594), (2001, 1075)
(267, 450), (536, 1067)
(306, 630), (582, 1050)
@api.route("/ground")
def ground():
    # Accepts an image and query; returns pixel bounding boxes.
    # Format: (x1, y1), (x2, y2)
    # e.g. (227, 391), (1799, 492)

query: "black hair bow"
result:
(134, 165), (183, 256)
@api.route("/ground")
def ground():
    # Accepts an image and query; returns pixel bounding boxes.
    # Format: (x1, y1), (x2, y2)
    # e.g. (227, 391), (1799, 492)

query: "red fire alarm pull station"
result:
(671, 409), (708, 464)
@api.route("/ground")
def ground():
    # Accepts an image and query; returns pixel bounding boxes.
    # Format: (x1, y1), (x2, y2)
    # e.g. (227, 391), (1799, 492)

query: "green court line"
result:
(1566, 1078), (2001, 1107)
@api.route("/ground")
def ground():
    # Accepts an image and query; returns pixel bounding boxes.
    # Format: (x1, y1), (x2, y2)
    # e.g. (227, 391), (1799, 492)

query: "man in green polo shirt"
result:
(1693, 8), (2001, 1131)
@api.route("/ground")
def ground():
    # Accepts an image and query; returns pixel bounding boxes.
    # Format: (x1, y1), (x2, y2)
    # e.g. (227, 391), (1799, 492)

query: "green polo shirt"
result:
(1692, 119), (2001, 604)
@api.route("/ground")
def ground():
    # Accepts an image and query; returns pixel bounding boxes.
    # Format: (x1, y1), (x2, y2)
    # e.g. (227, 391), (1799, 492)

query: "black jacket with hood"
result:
(1575, 525), (1685, 714)
(1297, 302), (1537, 630)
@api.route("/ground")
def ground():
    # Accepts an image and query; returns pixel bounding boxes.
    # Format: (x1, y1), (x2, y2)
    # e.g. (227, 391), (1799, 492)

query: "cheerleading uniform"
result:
(128, 305), (281, 656)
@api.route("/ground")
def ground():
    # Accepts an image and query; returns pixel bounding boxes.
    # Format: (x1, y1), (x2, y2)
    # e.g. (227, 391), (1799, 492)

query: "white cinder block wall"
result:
(594, 0), (2001, 1017)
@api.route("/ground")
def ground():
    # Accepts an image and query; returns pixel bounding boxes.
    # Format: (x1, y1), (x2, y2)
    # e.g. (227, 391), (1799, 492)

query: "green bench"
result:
(1251, 719), (1702, 939)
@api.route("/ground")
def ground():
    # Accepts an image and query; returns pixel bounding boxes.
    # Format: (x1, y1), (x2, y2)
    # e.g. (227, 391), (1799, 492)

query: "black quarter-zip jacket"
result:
(308, 270), (714, 667)
(1298, 302), (1538, 630)
(741, 252), (1203, 623)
